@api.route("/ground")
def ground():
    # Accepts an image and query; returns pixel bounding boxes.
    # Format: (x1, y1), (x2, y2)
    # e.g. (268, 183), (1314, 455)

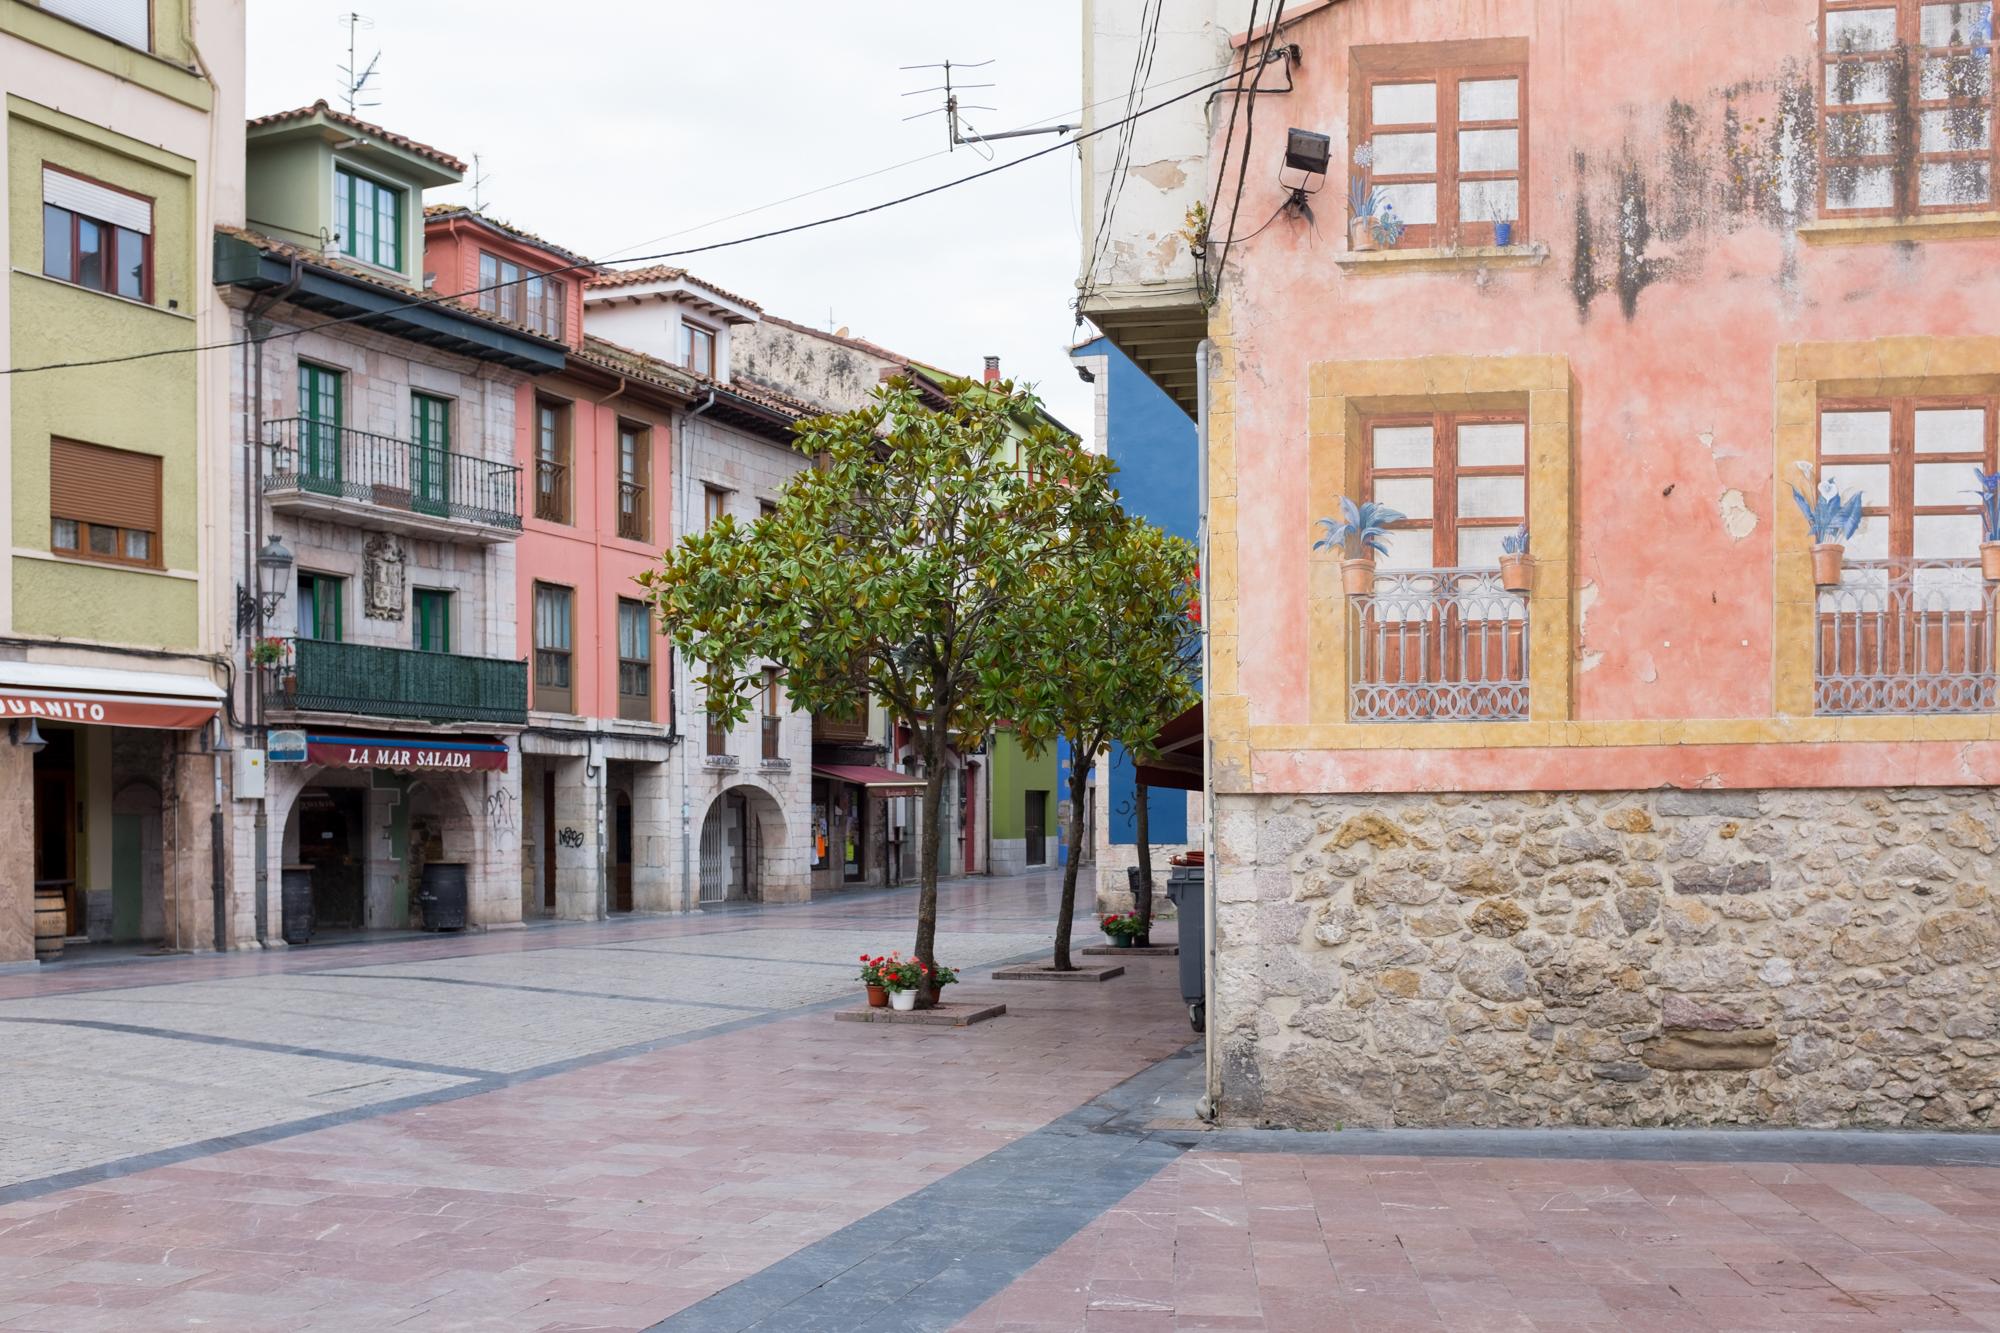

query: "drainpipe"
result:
(1196, 337), (1219, 1123)
(678, 388), (717, 913)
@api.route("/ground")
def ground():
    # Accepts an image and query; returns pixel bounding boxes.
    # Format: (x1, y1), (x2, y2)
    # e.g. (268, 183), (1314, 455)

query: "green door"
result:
(411, 393), (451, 516)
(413, 588), (451, 653)
(299, 363), (343, 491)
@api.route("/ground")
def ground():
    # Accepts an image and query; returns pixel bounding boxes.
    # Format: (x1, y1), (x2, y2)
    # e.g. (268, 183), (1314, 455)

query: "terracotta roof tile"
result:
(584, 264), (763, 314)
(755, 312), (916, 369)
(246, 100), (465, 173)
(423, 206), (596, 270)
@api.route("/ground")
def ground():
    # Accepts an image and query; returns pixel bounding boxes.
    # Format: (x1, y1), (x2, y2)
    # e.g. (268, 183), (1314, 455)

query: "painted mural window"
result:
(1356, 60), (1526, 247)
(1814, 397), (1998, 714)
(533, 582), (573, 713)
(617, 598), (652, 721)
(477, 252), (566, 339)
(534, 398), (571, 524)
(618, 423), (651, 541)
(1364, 414), (1528, 570)
(48, 438), (161, 570)
(1821, 1), (1997, 215)
(41, 168), (151, 301)
(334, 166), (402, 270)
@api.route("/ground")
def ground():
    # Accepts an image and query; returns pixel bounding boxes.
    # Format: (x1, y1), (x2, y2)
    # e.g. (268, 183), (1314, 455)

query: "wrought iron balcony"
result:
(265, 637), (527, 725)
(264, 418), (523, 537)
(1816, 557), (1997, 715)
(1349, 568), (1529, 722)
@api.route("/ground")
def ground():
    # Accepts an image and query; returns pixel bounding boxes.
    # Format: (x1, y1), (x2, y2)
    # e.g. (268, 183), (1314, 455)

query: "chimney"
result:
(983, 355), (1000, 383)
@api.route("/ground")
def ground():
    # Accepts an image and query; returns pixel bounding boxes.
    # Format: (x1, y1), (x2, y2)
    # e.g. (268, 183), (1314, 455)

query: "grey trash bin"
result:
(1164, 861), (1205, 1032)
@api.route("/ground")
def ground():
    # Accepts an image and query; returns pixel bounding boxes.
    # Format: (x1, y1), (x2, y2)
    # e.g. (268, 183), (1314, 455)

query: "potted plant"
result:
(1314, 496), (1405, 597)
(1790, 463), (1865, 586)
(858, 953), (890, 1008)
(877, 953), (926, 1011)
(1500, 525), (1532, 593)
(1101, 911), (1144, 948)
(920, 961), (959, 1008)
(1973, 469), (2000, 581)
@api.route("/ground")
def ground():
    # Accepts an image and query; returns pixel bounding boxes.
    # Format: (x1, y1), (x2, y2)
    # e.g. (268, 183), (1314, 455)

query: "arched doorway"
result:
(697, 784), (785, 905)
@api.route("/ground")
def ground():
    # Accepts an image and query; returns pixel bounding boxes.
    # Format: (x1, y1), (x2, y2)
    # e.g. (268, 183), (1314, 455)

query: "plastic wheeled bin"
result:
(1164, 861), (1205, 1032)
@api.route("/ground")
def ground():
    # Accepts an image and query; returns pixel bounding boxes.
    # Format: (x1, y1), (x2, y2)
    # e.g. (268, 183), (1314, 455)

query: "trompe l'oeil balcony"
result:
(264, 637), (528, 726)
(263, 418), (523, 540)
(1816, 557), (1998, 715)
(1349, 568), (1530, 722)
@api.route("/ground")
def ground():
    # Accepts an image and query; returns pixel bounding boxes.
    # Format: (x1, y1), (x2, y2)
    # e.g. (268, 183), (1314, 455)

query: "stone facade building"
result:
(1079, 0), (2000, 1128)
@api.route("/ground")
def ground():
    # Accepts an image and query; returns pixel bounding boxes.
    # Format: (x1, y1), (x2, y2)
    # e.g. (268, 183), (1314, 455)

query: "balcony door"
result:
(410, 393), (452, 517)
(299, 363), (343, 491)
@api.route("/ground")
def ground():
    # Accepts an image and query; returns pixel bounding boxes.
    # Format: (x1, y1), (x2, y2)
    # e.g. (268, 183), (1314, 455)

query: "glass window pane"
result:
(1459, 78), (1518, 122)
(334, 171), (350, 245)
(1820, 462), (1890, 504)
(114, 227), (145, 298)
(1457, 526), (1510, 569)
(1922, 3), (1992, 45)
(88, 525), (115, 555)
(1373, 476), (1433, 520)
(1371, 131), (1437, 175)
(1377, 182), (1437, 224)
(1919, 160), (1991, 207)
(42, 205), (71, 279)
(1372, 81), (1437, 125)
(1460, 178), (1520, 225)
(1459, 422), (1527, 466)
(1916, 407), (1989, 452)
(1848, 514), (1891, 559)
(76, 218), (103, 290)
(1458, 475), (1526, 519)
(1922, 53), (1992, 100)
(1376, 527), (1433, 572)
(1827, 8), (1899, 52)
(1915, 462), (1977, 506)
(1828, 164), (1896, 209)
(51, 518), (77, 549)
(1827, 111), (1895, 158)
(377, 188), (398, 265)
(1372, 424), (1434, 469)
(1915, 512), (1983, 556)
(1825, 59), (1897, 107)
(1822, 410), (1892, 454)
(124, 529), (150, 562)
(1920, 108), (1990, 153)
(1460, 128), (1520, 172)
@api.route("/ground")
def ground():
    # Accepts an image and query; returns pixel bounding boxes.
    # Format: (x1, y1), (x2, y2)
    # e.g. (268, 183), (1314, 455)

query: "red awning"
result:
(306, 734), (509, 772)
(1134, 703), (1203, 792)
(0, 689), (218, 730)
(811, 763), (926, 792)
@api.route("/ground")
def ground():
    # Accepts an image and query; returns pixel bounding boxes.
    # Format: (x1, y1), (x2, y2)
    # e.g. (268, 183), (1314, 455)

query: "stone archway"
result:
(697, 783), (787, 905)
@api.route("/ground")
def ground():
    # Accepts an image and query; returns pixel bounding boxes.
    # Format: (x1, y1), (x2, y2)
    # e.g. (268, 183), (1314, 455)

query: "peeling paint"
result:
(1131, 159), (1190, 191)
(1718, 488), (1757, 540)
(1637, 652), (1659, 684)
(1576, 579), (1603, 672)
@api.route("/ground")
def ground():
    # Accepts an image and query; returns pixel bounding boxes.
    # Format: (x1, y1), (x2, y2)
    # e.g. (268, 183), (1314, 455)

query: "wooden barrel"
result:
(32, 885), (66, 961)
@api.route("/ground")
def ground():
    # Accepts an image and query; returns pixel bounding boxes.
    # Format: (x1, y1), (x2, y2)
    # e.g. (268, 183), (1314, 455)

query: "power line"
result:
(1080, 0), (1165, 304)
(5, 61), (1266, 380)
(1211, 0), (1289, 294)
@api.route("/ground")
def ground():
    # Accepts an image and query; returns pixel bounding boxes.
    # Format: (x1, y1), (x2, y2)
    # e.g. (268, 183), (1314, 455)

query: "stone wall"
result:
(1214, 787), (2000, 1130)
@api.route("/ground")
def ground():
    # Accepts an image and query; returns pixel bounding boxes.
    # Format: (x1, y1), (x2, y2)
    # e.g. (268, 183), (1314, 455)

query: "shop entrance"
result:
(296, 787), (365, 929)
(612, 790), (634, 913)
(32, 729), (77, 936)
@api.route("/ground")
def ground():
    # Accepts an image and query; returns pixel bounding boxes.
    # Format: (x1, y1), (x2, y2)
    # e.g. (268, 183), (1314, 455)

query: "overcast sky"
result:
(246, 0), (1103, 443)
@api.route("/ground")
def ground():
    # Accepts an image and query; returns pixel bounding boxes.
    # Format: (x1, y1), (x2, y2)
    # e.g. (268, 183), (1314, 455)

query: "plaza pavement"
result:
(0, 872), (1994, 1331)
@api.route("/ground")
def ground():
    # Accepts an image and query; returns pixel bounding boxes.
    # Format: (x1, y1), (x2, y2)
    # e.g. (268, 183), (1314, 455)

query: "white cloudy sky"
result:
(246, 0), (1102, 442)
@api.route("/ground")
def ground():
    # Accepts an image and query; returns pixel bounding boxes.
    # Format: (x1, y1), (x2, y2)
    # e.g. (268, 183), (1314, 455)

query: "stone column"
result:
(551, 755), (605, 920)
(167, 741), (221, 952)
(469, 755), (524, 930)
(630, 759), (675, 913)
(0, 741), (34, 963)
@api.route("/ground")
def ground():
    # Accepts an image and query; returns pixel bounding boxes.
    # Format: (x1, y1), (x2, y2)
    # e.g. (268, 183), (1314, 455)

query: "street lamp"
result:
(236, 535), (294, 630)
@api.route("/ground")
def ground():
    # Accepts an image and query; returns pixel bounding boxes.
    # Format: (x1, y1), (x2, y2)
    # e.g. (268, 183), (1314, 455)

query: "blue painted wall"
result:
(1073, 335), (1198, 848)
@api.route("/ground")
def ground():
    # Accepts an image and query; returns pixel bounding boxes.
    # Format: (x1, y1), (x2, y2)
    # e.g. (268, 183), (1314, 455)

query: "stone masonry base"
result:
(1214, 787), (1999, 1130)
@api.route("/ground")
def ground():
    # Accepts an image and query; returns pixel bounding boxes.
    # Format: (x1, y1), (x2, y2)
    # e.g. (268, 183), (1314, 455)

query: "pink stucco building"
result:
(1080, 0), (2000, 1129)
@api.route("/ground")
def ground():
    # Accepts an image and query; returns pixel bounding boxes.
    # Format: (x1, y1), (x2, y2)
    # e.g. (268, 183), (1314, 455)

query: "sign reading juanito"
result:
(305, 735), (508, 772)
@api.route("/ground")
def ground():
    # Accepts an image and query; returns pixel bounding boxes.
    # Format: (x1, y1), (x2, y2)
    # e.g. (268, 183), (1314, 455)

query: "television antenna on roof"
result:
(470, 153), (495, 212)
(337, 12), (382, 115)
(900, 59), (1075, 154)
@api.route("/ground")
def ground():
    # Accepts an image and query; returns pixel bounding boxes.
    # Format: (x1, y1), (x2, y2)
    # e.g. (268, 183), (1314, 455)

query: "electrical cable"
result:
(1080, 0), (1165, 305)
(4, 58), (1272, 380)
(1210, 0), (1288, 294)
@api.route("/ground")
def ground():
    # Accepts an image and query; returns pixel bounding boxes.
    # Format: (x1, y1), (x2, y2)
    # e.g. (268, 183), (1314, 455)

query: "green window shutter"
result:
(413, 589), (451, 653)
(410, 393), (451, 515)
(299, 364), (343, 488)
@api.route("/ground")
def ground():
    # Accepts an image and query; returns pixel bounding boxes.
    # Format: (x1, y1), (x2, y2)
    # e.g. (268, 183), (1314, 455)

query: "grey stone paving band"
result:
(0, 1016), (491, 1080)
(594, 945), (860, 969)
(313, 970), (771, 1012)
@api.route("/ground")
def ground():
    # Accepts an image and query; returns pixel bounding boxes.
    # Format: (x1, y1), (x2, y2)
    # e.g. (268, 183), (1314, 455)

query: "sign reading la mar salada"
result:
(305, 735), (508, 772)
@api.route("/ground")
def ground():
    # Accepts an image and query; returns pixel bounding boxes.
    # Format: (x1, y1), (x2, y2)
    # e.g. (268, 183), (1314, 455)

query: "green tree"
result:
(637, 376), (1094, 978)
(1012, 518), (1200, 971)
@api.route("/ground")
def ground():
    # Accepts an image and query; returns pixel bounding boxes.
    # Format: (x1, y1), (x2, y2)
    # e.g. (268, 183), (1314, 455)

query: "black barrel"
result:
(281, 865), (315, 946)
(418, 862), (468, 931)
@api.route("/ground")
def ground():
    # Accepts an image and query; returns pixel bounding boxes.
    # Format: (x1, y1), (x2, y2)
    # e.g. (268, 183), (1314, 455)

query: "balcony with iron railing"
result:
(535, 459), (569, 524)
(618, 480), (647, 541)
(264, 418), (523, 541)
(1816, 557), (1997, 715)
(1349, 568), (1530, 722)
(264, 637), (528, 726)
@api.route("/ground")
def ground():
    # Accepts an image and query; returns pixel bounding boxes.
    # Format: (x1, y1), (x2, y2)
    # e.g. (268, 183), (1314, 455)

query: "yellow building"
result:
(0, 0), (244, 962)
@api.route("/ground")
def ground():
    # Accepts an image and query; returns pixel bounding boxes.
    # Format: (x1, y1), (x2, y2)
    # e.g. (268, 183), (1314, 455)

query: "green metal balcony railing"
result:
(266, 638), (528, 725)
(264, 418), (523, 530)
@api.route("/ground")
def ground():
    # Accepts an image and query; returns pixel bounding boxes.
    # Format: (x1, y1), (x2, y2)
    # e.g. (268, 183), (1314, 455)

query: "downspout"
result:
(587, 374), (627, 922)
(1196, 337), (1219, 1123)
(678, 387), (717, 913)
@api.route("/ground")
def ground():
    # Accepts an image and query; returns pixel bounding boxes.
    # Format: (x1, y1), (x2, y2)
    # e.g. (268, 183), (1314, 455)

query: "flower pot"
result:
(1500, 554), (1532, 595)
(1341, 556), (1377, 598)
(1982, 541), (2000, 582)
(1349, 218), (1378, 253)
(1812, 542), (1845, 587)
(920, 983), (944, 1008)
(1494, 221), (1514, 247)
(866, 984), (888, 1008)
(1116, 934), (1135, 948)
(889, 988), (917, 1012)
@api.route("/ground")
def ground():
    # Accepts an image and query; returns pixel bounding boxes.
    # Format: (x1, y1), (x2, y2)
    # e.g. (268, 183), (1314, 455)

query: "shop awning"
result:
(305, 733), (509, 772)
(0, 661), (224, 730)
(811, 763), (926, 793)
(1134, 703), (1203, 793)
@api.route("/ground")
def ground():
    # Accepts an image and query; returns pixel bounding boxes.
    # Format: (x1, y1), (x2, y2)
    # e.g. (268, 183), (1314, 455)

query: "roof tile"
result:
(246, 100), (465, 173)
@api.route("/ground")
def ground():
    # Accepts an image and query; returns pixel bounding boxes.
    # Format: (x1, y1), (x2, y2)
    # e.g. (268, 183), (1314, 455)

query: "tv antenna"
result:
(900, 59), (1074, 153)
(469, 153), (494, 212)
(337, 12), (382, 115)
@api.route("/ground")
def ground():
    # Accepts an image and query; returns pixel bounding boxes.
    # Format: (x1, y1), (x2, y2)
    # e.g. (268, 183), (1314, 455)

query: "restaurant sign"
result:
(0, 689), (217, 730)
(305, 734), (508, 772)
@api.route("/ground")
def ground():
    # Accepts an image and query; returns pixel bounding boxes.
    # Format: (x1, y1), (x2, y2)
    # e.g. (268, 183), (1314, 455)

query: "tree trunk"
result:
(912, 723), (948, 988)
(1133, 779), (1153, 947)
(1052, 738), (1089, 971)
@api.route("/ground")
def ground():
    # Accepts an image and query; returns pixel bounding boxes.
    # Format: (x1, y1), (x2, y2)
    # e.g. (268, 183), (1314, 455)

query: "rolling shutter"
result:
(51, 439), (161, 532)
(42, 168), (152, 234)
(40, 0), (149, 50)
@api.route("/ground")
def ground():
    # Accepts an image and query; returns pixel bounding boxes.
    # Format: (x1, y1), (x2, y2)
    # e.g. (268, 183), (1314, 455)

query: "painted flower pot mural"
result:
(1791, 464), (1865, 587)
(1315, 496), (1405, 598)
(1973, 469), (2000, 581)
(1500, 525), (1533, 594)
(1348, 178), (1406, 252)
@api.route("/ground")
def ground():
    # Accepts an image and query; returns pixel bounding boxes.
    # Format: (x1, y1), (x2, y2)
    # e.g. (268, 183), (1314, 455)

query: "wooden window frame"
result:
(1361, 411), (1530, 568)
(703, 484), (729, 531)
(706, 711), (729, 757)
(298, 572), (344, 642)
(334, 165), (403, 271)
(618, 422), (651, 542)
(533, 581), (574, 713)
(49, 437), (162, 570)
(40, 167), (154, 303)
(616, 597), (652, 722)
(534, 397), (572, 524)
(1820, 0), (1998, 218)
(1352, 43), (1530, 248)
(683, 321), (717, 378)
(1816, 395), (1999, 556)
(477, 250), (566, 339)
(761, 667), (782, 761)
